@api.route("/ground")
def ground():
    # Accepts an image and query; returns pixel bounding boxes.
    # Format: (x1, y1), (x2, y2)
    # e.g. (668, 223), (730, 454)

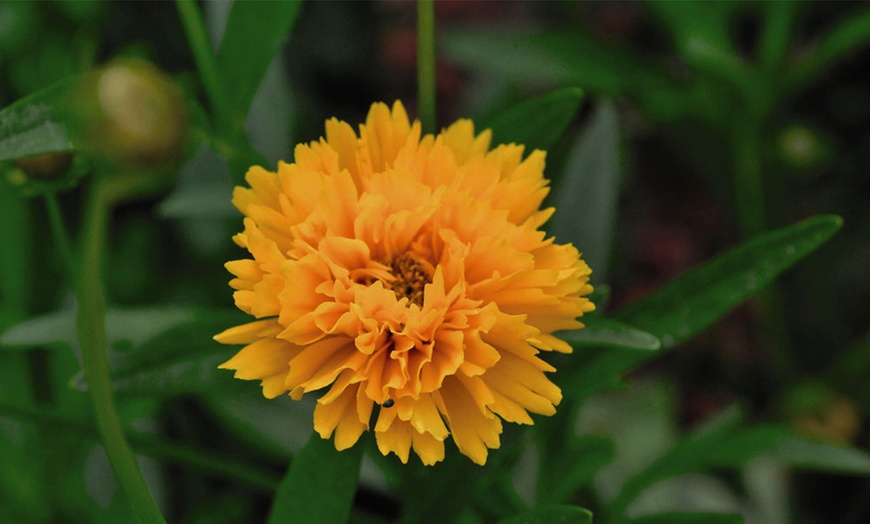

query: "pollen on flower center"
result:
(388, 252), (434, 306)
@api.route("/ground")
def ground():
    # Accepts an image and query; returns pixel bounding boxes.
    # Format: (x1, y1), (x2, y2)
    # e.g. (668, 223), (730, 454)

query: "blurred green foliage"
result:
(2, 1), (870, 523)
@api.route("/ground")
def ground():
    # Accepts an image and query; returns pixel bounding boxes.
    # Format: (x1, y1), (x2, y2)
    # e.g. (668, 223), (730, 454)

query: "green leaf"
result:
(537, 436), (615, 506)
(610, 407), (743, 515)
(217, 0), (302, 118)
(267, 432), (363, 524)
(786, 6), (870, 93)
(558, 348), (648, 404)
(0, 177), (29, 332)
(483, 87), (584, 153)
(158, 143), (236, 219)
(441, 30), (684, 122)
(709, 425), (870, 475)
(0, 307), (200, 349)
(0, 78), (77, 162)
(644, 1), (743, 81)
(612, 407), (870, 516)
(618, 215), (843, 349)
(111, 309), (246, 396)
(560, 315), (660, 351)
(549, 101), (621, 283)
(0, 307), (247, 396)
(627, 513), (743, 524)
(0, 400), (280, 493)
(500, 505), (593, 524)
(559, 216), (843, 407)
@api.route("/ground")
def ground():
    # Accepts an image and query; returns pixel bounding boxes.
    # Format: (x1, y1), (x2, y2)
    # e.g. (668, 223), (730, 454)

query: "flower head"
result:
(215, 101), (594, 465)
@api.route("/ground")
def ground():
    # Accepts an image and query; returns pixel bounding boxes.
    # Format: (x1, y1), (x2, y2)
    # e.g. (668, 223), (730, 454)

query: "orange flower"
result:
(215, 101), (594, 465)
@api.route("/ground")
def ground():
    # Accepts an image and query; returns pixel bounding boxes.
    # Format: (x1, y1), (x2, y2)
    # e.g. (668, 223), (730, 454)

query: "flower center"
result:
(388, 252), (434, 306)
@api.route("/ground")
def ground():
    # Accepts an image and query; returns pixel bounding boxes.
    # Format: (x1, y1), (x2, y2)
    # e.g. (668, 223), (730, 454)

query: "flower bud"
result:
(14, 152), (73, 180)
(777, 123), (832, 174)
(79, 58), (188, 168)
(785, 382), (861, 445)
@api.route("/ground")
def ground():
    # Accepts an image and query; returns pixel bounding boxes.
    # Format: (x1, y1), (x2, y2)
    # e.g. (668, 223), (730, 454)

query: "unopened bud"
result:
(80, 58), (188, 168)
(778, 124), (832, 173)
(784, 382), (861, 445)
(14, 152), (73, 180)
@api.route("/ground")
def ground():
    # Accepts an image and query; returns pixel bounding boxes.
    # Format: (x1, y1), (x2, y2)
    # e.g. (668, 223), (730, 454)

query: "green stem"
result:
(0, 401), (279, 492)
(785, 6), (870, 94)
(44, 192), (75, 276)
(758, 1), (798, 71)
(732, 118), (796, 384)
(732, 119), (766, 237)
(76, 175), (165, 524)
(176, 0), (235, 136)
(417, 0), (436, 134)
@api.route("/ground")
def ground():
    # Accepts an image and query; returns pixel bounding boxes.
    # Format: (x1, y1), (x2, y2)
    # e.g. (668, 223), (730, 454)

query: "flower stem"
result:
(176, 0), (234, 136)
(733, 117), (795, 384)
(44, 192), (75, 276)
(0, 400), (280, 493)
(417, 0), (436, 134)
(733, 119), (766, 237)
(76, 174), (165, 524)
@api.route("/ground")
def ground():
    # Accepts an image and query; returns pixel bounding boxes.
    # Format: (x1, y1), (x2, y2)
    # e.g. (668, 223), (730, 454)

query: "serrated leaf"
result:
(618, 215), (842, 349)
(500, 505), (593, 524)
(550, 101), (621, 283)
(483, 87), (584, 153)
(0, 78), (77, 162)
(627, 513), (743, 524)
(560, 315), (660, 351)
(217, 0), (302, 118)
(267, 432), (363, 524)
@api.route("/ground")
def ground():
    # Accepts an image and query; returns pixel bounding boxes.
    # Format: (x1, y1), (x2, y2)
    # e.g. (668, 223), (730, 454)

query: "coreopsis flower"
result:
(215, 101), (594, 465)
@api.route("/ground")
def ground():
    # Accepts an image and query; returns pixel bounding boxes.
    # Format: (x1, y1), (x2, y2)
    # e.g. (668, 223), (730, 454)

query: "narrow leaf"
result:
(560, 315), (660, 351)
(441, 30), (684, 122)
(0, 307), (200, 349)
(627, 513), (743, 524)
(709, 425), (870, 475)
(618, 215), (842, 349)
(0, 177), (29, 332)
(644, 1), (742, 79)
(483, 87), (584, 153)
(559, 348), (649, 403)
(267, 432), (363, 524)
(217, 0), (302, 117)
(500, 505), (593, 524)
(549, 100), (621, 283)
(613, 407), (870, 516)
(111, 309), (246, 396)
(538, 436), (615, 506)
(610, 407), (744, 514)
(0, 78), (77, 162)
(786, 6), (870, 93)
(0, 309), (75, 348)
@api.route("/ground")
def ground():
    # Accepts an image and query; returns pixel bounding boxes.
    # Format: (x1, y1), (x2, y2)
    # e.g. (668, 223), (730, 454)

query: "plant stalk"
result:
(76, 174), (166, 524)
(176, 0), (235, 136)
(417, 0), (436, 134)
